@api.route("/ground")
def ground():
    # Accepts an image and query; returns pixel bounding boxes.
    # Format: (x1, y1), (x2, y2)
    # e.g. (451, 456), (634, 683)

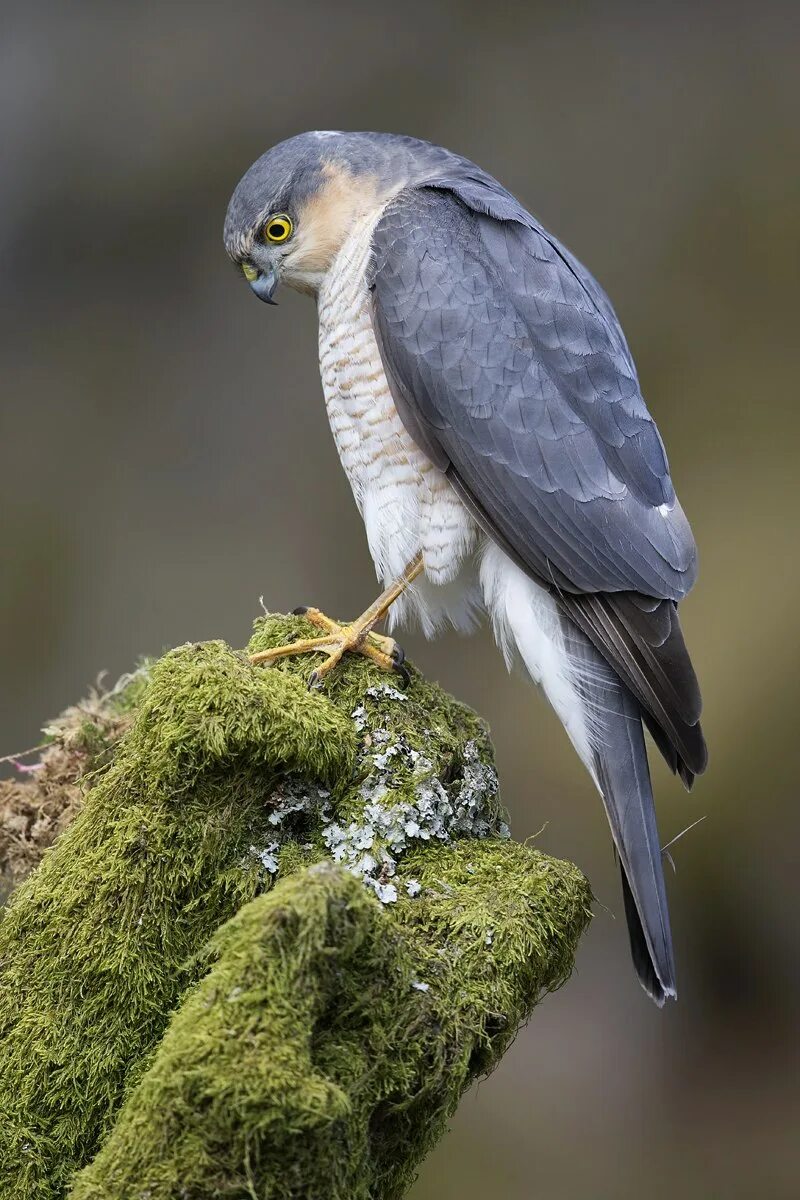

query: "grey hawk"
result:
(224, 131), (707, 1005)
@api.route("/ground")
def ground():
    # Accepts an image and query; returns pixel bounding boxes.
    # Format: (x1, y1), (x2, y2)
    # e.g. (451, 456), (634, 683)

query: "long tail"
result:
(482, 545), (676, 1003)
(584, 669), (676, 1004)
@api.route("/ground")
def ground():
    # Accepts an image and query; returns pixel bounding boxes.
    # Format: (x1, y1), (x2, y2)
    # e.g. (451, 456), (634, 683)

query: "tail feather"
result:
(481, 545), (678, 1003)
(620, 870), (671, 1005)
(590, 688), (677, 1004)
(569, 614), (676, 1002)
(562, 590), (707, 786)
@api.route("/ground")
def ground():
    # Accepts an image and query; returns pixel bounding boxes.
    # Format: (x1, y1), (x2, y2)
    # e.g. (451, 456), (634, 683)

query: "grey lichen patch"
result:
(246, 776), (332, 881)
(264, 777), (332, 829)
(365, 682), (408, 704)
(243, 612), (509, 906)
(322, 735), (506, 904)
(0, 615), (591, 1200)
(243, 675), (505, 905)
(249, 841), (280, 874)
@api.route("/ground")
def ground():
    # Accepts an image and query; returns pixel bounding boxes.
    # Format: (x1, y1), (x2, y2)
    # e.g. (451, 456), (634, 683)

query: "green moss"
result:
(0, 617), (591, 1199)
(71, 844), (588, 1200)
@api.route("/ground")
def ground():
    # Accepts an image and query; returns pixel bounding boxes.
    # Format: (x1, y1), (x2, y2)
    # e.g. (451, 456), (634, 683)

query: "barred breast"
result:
(316, 209), (479, 635)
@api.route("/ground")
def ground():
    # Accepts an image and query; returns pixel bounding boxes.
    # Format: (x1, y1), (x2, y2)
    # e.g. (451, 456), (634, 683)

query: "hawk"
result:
(224, 131), (707, 1004)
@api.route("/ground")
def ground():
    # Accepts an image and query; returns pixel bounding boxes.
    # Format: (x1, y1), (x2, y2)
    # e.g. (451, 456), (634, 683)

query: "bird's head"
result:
(223, 130), (451, 302)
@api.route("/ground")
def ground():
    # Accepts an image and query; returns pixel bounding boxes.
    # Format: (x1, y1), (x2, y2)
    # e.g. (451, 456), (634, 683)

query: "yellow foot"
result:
(250, 555), (423, 688)
(249, 606), (408, 689)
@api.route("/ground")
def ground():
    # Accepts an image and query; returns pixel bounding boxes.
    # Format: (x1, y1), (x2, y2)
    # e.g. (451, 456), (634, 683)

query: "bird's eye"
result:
(263, 213), (293, 243)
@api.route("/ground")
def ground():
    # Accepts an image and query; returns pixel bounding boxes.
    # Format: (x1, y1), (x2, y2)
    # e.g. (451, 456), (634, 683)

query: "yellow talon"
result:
(249, 613), (400, 686)
(249, 556), (423, 687)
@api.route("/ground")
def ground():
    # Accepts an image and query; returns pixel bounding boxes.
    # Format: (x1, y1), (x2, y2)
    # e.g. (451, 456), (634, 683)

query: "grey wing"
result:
(369, 188), (706, 780)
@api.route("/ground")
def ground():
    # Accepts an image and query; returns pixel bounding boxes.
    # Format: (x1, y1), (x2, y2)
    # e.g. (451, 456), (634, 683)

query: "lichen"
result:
(0, 614), (592, 1199)
(321, 733), (506, 904)
(245, 614), (509, 905)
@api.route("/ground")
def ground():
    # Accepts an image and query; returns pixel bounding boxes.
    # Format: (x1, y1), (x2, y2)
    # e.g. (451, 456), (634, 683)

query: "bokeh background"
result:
(2, 2), (798, 1195)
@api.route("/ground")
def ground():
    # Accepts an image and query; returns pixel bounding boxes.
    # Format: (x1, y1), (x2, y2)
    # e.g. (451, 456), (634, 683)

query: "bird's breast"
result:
(316, 211), (478, 628)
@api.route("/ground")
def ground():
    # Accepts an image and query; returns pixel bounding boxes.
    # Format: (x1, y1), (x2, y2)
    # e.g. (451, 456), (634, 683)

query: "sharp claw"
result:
(391, 645), (411, 687)
(307, 669), (322, 691)
(292, 606), (309, 616)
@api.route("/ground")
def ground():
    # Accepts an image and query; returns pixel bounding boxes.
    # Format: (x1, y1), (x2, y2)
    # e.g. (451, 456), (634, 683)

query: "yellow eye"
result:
(263, 213), (293, 243)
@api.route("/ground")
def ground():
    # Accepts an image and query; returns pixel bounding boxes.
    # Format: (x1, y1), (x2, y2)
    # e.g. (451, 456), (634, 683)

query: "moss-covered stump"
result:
(0, 614), (592, 1199)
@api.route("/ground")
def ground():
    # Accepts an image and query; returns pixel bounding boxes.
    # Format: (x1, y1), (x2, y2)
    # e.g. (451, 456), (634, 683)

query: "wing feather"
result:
(369, 186), (706, 780)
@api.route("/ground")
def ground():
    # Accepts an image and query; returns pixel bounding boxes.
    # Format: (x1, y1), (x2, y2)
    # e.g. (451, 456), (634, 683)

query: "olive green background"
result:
(1, 2), (798, 1196)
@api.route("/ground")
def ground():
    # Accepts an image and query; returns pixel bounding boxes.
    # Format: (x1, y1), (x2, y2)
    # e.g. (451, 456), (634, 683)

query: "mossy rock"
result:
(0, 615), (592, 1199)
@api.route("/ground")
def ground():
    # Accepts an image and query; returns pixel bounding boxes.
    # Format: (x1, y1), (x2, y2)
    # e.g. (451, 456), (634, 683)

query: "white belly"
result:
(313, 209), (603, 774)
(316, 211), (480, 635)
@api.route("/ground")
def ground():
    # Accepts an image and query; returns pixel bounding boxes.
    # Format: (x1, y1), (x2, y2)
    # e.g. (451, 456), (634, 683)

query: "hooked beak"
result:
(242, 262), (279, 305)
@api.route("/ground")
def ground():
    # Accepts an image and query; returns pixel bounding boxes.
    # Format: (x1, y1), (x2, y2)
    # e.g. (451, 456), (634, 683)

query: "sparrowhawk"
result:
(224, 131), (707, 1005)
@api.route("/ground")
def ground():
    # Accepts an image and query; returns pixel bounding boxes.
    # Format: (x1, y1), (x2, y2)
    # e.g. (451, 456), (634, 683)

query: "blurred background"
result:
(2, 1), (798, 1195)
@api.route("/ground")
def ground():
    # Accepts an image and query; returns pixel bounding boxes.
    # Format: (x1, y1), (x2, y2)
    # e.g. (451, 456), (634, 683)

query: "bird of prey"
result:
(224, 131), (707, 1004)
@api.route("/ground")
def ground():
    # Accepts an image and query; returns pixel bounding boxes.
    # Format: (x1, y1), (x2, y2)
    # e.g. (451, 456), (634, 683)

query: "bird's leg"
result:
(250, 553), (424, 687)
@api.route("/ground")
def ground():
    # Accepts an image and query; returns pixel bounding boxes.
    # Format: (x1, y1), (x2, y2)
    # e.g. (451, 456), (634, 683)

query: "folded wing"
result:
(369, 187), (706, 781)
